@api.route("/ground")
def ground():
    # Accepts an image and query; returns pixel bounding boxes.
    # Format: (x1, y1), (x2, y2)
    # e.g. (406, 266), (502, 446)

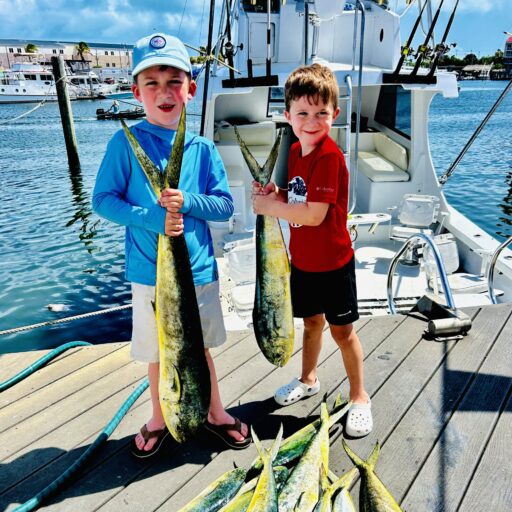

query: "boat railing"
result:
(387, 233), (455, 314)
(487, 235), (512, 305)
(348, 0), (366, 215)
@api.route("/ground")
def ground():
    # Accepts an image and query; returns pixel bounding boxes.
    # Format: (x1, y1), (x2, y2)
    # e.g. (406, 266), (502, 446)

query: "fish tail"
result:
(233, 126), (264, 183)
(366, 441), (381, 470)
(342, 439), (366, 468)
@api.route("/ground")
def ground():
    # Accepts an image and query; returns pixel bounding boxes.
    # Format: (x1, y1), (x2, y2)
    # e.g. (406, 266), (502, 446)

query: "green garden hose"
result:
(0, 341), (92, 392)
(14, 377), (149, 512)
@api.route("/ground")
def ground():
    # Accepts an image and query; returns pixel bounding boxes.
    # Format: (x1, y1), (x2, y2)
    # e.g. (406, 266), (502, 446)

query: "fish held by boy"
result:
(121, 109), (211, 443)
(234, 127), (294, 367)
(342, 440), (403, 512)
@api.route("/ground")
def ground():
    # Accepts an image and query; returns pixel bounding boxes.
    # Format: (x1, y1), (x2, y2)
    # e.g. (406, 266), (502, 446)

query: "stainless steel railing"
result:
(387, 233), (455, 314)
(487, 235), (512, 305)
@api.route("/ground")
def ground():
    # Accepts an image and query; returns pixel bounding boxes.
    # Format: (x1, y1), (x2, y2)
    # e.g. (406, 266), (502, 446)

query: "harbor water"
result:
(0, 81), (511, 353)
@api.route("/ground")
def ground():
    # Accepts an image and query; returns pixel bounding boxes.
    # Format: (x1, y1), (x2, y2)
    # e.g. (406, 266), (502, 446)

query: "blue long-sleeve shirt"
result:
(92, 120), (233, 286)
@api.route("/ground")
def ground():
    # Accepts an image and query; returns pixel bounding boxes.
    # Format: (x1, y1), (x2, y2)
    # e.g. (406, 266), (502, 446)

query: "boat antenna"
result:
(200, 0), (216, 136)
(426, 0), (459, 79)
(439, 78), (512, 186)
(410, 0), (445, 76)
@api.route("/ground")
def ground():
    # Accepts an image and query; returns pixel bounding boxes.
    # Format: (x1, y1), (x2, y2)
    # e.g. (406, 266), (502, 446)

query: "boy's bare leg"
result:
(206, 348), (249, 441)
(301, 314), (326, 386)
(135, 362), (166, 451)
(329, 323), (369, 404)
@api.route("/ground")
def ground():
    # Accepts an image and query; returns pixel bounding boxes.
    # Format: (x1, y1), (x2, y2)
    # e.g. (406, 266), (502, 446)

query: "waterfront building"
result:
(0, 38), (133, 79)
(504, 36), (512, 78)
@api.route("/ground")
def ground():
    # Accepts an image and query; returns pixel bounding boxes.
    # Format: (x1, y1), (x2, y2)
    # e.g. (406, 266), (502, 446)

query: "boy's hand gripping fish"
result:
(121, 109), (210, 442)
(234, 127), (294, 367)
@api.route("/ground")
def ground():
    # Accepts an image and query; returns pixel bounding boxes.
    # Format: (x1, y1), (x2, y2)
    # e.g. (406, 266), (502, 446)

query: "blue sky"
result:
(0, 0), (509, 58)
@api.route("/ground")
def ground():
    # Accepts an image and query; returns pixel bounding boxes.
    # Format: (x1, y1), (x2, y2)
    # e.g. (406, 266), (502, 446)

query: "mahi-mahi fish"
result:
(278, 402), (330, 511)
(246, 425), (283, 512)
(234, 127), (294, 367)
(121, 109), (210, 442)
(342, 440), (403, 512)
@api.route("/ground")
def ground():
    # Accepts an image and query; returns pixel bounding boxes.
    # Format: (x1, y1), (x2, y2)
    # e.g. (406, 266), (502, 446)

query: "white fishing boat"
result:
(0, 62), (117, 103)
(0, 62), (62, 103)
(195, 0), (512, 334)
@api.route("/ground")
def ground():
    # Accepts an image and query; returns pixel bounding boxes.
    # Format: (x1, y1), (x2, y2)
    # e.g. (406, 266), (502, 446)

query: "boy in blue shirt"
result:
(93, 33), (250, 457)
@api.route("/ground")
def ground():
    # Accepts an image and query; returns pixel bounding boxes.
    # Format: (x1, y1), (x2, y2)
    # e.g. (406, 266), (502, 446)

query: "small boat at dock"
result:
(95, 105), (145, 120)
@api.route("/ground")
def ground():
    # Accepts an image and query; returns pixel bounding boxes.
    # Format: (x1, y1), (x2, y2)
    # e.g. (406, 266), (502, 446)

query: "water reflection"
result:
(496, 169), (512, 240)
(65, 163), (100, 252)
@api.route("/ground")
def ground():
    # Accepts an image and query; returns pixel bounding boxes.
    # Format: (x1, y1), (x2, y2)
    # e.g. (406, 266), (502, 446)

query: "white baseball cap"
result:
(132, 33), (192, 77)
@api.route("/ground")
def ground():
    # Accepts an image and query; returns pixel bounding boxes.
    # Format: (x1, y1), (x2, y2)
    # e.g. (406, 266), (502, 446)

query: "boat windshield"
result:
(375, 85), (411, 138)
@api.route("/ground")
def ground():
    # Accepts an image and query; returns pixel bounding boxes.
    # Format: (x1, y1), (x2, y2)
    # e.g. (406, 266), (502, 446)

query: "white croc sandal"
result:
(274, 377), (321, 407)
(345, 400), (373, 438)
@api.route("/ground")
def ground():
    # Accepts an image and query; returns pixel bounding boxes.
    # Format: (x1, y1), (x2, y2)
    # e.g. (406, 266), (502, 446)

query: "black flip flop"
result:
(204, 417), (252, 450)
(131, 424), (170, 458)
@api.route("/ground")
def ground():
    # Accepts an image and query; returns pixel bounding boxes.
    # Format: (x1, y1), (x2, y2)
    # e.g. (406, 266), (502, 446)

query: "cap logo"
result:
(149, 36), (166, 49)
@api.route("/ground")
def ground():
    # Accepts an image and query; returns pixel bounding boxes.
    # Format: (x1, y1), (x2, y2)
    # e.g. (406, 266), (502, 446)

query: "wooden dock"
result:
(1, 303), (511, 511)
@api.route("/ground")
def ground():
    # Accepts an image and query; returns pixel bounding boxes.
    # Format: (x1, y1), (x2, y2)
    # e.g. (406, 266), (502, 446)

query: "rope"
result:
(0, 304), (132, 337)
(14, 377), (149, 512)
(0, 341), (92, 392)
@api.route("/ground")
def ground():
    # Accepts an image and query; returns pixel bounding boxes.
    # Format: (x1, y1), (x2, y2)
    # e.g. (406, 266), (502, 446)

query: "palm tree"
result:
(25, 43), (38, 54)
(75, 41), (91, 62)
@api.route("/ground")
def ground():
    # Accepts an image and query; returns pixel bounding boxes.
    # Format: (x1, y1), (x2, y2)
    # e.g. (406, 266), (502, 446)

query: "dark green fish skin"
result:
(342, 441), (403, 512)
(234, 127), (294, 367)
(121, 110), (210, 442)
(178, 467), (247, 512)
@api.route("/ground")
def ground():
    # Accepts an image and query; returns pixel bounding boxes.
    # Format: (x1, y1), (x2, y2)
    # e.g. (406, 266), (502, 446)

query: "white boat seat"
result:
(390, 194), (440, 242)
(358, 132), (409, 182)
(231, 283), (255, 312)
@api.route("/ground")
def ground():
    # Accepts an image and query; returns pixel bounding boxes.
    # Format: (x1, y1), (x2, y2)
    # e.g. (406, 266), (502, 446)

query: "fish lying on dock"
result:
(249, 394), (351, 472)
(342, 440), (403, 512)
(177, 467), (247, 512)
(278, 402), (331, 511)
(234, 127), (294, 367)
(121, 109), (210, 442)
(247, 425), (283, 511)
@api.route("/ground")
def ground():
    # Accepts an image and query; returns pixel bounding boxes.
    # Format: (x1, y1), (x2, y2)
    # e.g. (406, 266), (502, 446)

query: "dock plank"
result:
(0, 344), (132, 433)
(1, 305), (511, 511)
(0, 343), (126, 409)
(401, 304), (512, 511)
(458, 389), (512, 511)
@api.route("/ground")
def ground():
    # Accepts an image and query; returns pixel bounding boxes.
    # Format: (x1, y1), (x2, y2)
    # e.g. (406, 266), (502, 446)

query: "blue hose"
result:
(0, 341), (92, 392)
(14, 377), (149, 512)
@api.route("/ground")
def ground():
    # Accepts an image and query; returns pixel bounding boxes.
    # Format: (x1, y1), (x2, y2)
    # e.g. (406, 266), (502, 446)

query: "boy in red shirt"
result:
(252, 64), (372, 437)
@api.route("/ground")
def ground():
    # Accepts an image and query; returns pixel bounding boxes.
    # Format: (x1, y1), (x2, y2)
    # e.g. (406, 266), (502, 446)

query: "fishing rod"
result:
(439, 78), (512, 186)
(426, 0), (459, 79)
(411, 0), (446, 76)
(393, 0), (429, 75)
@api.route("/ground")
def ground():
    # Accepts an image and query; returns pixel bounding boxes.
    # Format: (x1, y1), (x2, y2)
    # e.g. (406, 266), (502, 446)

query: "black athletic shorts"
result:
(290, 256), (359, 326)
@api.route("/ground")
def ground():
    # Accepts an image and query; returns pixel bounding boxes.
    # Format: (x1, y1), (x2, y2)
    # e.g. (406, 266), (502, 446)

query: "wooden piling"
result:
(51, 56), (80, 170)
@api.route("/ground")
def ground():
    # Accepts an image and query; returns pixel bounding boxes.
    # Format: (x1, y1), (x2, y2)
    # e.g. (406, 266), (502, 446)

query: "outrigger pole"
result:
(426, 0), (459, 79)
(410, 0), (445, 76)
(200, 0), (216, 136)
(439, 79), (512, 186)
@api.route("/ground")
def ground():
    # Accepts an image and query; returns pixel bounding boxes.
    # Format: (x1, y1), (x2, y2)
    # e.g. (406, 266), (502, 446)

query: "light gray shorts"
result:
(131, 280), (227, 363)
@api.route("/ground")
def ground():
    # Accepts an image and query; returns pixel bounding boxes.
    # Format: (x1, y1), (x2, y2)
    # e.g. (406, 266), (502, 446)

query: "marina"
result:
(1, 303), (511, 510)
(1, 0), (512, 510)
